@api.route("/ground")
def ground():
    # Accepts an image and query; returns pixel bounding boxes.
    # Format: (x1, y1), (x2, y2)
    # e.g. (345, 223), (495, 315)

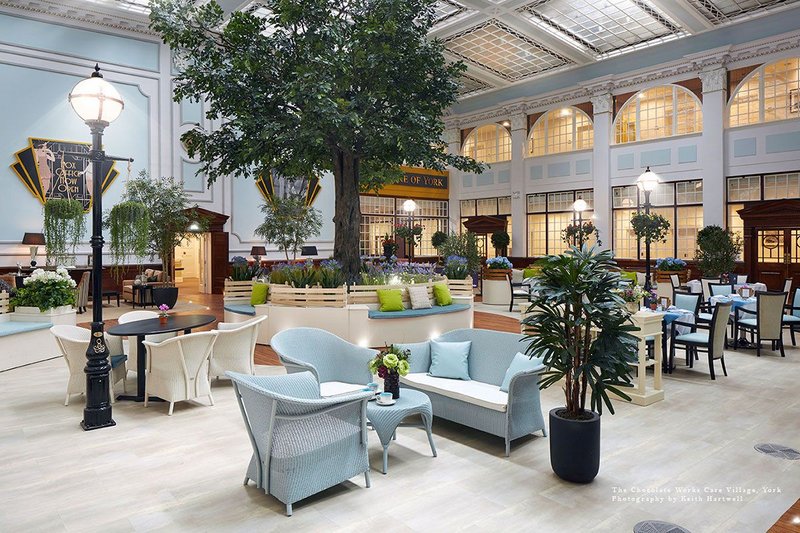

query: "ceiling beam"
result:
(497, 14), (596, 65)
(443, 51), (510, 88)
(648, 0), (715, 33)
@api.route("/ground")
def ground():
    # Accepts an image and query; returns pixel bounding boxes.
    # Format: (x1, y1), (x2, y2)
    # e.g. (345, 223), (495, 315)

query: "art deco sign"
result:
(256, 170), (321, 206)
(11, 137), (119, 211)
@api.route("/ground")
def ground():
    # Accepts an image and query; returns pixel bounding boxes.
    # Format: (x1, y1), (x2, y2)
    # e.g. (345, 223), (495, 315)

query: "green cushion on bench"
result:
(368, 303), (470, 319)
(224, 304), (256, 316)
(0, 322), (52, 337)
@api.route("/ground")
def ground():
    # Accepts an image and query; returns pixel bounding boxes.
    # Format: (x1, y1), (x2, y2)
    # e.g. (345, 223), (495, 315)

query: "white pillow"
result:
(408, 285), (432, 310)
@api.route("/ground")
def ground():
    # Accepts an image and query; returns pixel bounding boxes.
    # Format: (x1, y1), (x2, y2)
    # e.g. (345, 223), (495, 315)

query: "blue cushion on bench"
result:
(0, 321), (52, 337)
(224, 304), (256, 316)
(368, 303), (470, 319)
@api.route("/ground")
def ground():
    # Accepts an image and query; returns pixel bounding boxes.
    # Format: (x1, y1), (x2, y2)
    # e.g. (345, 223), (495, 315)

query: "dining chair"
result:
(118, 310), (177, 378)
(143, 331), (218, 415)
(669, 273), (688, 301)
(669, 301), (732, 379)
(709, 283), (734, 297)
(783, 279), (793, 305)
(51, 325), (127, 405)
(507, 272), (531, 312)
(736, 274), (748, 284)
(209, 316), (266, 379)
(783, 287), (800, 346)
(673, 290), (701, 316)
(733, 291), (787, 357)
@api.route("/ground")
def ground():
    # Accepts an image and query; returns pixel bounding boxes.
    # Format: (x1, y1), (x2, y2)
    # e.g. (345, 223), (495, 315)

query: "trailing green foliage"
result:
(254, 197), (322, 261)
(149, 0), (484, 281)
(630, 212), (670, 244)
(43, 199), (86, 266)
(696, 225), (742, 277)
(438, 232), (481, 274)
(105, 201), (150, 280)
(521, 246), (640, 417)
(123, 170), (207, 284)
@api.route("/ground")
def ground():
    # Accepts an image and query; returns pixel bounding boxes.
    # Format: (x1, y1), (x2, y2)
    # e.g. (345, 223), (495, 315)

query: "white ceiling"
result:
(78, 0), (800, 99)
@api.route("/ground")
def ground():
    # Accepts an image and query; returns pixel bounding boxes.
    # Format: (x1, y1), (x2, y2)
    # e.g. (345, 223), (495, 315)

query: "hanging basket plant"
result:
(44, 198), (86, 266)
(630, 212), (670, 244)
(562, 221), (601, 247)
(105, 201), (150, 280)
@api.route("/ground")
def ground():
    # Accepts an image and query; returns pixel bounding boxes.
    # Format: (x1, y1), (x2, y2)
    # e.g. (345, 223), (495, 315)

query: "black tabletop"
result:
(107, 314), (216, 337)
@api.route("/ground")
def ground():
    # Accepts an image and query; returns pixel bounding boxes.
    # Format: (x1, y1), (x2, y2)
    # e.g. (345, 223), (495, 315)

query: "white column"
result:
(510, 113), (527, 256)
(700, 67), (727, 227)
(445, 127), (462, 233)
(591, 93), (613, 249)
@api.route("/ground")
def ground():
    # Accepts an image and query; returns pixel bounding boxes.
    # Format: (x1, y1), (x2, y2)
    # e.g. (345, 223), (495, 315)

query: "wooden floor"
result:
(770, 499), (800, 532)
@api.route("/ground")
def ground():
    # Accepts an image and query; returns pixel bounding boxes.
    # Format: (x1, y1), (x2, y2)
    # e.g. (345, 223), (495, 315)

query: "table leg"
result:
(661, 322), (668, 373)
(382, 444), (389, 474)
(117, 334), (164, 402)
(184, 329), (191, 335)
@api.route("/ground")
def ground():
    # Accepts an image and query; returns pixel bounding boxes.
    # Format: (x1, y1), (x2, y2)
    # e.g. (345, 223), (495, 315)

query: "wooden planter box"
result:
(224, 280), (254, 303)
(0, 291), (8, 314)
(655, 269), (688, 284)
(446, 276), (474, 297)
(270, 284), (347, 308)
(483, 268), (511, 281)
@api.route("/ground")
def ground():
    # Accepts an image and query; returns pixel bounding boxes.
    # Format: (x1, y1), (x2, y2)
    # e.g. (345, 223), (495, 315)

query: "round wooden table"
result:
(107, 314), (216, 402)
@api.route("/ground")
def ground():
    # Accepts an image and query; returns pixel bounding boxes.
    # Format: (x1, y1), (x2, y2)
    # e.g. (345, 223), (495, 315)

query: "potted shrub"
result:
(522, 246), (640, 483)
(654, 257), (688, 284)
(431, 230), (448, 254)
(43, 198), (86, 266)
(395, 223), (423, 260)
(381, 235), (397, 259)
(483, 256), (512, 280)
(444, 255), (469, 280)
(10, 267), (78, 325)
(490, 230), (510, 257)
(695, 225), (742, 280)
(630, 212), (670, 282)
(439, 232), (481, 281)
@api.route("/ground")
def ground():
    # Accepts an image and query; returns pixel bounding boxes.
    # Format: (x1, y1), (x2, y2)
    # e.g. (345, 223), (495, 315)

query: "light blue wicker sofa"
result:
(227, 371), (374, 516)
(399, 328), (546, 456)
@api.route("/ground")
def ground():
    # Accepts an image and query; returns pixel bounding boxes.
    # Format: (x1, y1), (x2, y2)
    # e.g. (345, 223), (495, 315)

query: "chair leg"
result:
(756, 339), (761, 357)
(364, 470), (371, 488)
(144, 393), (149, 407)
(286, 503), (292, 517)
(243, 475), (249, 486)
(780, 339), (786, 358)
(669, 339), (676, 374)
(708, 353), (716, 380)
(64, 393), (70, 406)
(721, 356), (728, 377)
(504, 436), (511, 457)
(208, 392), (215, 406)
(168, 402), (174, 416)
(791, 327), (796, 346)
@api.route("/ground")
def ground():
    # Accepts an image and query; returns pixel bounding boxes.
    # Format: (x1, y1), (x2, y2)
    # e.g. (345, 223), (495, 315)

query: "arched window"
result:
(528, 107), (594, 157)
(614, 85), (702, 144)
(729, 57), (800, 127)
(461, 124), (512, 163)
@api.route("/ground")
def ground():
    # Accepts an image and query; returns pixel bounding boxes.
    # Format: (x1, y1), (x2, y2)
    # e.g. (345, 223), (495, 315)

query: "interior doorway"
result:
(174, 234), (212, 294)
(738, 200), (800, 290)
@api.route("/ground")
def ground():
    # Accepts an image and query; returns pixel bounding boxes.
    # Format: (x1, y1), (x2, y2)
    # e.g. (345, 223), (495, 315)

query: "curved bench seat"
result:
(367, 303), (470, 320)
(224, 304), (256, 316)
(0, 321), (52, 337)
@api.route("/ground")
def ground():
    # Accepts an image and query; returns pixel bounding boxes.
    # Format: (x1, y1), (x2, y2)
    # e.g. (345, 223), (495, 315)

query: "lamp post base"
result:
(80, 413), (116, 431)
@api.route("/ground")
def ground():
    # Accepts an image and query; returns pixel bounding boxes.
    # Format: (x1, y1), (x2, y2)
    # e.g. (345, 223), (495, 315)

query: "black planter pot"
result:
(549, 408), (600, 483)
(152, 287), (179, 309)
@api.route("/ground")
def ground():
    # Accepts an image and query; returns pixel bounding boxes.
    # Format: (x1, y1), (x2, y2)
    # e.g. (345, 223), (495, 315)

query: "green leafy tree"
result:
(123, 171), (206, 283)
(696, 225), (742, 277)
(255, 197), (322, 261)
(439, 232), (481, 274)
(149, 0), (483, 281)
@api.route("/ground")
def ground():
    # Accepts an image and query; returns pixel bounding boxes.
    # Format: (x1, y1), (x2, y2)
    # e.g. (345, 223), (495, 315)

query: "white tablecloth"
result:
(686, 280), (766, 295)
(709, 295), (757, 317)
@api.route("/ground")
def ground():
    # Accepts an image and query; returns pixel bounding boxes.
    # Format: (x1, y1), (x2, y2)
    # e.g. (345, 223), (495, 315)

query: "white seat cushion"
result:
(320, 381), (365, 398)
(401, 373), (508, 412)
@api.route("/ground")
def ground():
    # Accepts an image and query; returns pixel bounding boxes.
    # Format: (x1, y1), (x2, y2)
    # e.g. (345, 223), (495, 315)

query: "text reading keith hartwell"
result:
(611, 486), (782, 504)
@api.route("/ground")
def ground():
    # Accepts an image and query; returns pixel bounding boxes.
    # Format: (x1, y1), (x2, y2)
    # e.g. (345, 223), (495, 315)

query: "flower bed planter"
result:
(446, 276), (473, 297)
(482, 269), (511, 306)
(482, 268), (511, 281)
(13, 305), (77, 326)
(223, 280), (254, 303)
(269, 284), (347, 308)
(655, 269), (688, 284)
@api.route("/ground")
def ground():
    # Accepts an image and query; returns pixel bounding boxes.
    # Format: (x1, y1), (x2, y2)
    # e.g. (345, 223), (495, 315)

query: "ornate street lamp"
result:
(402, 199), (417, 261)
(637, 166), (659, 292)
(68, 64), (128, 430)
(572, 198), (589, 248)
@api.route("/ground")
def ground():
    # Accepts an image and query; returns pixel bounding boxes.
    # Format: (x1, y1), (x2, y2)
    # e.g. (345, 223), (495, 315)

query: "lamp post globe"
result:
(69, 64), (124, 431)
(402, 199), (417, 213)
(636, 167), (659, 293)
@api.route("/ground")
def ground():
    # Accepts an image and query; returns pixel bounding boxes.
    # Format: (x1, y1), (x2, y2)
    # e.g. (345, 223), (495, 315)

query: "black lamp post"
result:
(572, 198), (588, 248)
(637, 166), (659, 292)
(402, 199), (417, 261)
(68, 64), (128, 431)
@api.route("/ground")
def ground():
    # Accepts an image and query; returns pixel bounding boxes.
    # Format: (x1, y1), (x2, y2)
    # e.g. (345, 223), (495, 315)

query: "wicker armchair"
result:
(117, 311), (177, 378)
(74, 271), (90, 314)
(272, 327), (376, 396)
(209, 316), (266, 379)
(227, 371), (373, 516)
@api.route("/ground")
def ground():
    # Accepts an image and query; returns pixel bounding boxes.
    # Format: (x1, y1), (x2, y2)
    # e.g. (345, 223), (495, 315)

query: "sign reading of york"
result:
(397, 172), (447, 190)
(11, 137), (119, 211)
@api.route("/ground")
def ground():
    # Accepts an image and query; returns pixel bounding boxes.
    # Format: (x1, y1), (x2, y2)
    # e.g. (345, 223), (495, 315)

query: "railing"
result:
(269, 284), (347, 308)
(223, 280), (255, 303)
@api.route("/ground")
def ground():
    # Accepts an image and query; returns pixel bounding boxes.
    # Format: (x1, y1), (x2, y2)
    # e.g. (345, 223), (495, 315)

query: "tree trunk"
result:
(332, 150), (362, 283)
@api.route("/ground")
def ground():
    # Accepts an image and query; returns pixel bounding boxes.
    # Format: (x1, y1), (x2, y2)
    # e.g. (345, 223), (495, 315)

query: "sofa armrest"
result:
(506, 365), (545, 409)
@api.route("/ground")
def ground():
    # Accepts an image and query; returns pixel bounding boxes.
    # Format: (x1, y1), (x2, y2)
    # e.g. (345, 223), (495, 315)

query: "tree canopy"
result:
(255, 196), (323, 261)
(150, 0), (483, 279)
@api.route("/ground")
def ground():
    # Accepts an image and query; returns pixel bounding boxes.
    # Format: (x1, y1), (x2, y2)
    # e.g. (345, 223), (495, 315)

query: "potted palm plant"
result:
(522, 245), (640, 483)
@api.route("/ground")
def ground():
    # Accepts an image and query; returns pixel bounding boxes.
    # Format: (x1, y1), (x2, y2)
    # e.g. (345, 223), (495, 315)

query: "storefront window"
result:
(527, 189), (594, 256)
(359, 196), (448, 257)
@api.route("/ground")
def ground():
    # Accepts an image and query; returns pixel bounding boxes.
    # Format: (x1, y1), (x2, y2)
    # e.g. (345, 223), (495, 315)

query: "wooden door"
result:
(210, 232), (229, 295)
(754, 228), (800, 290)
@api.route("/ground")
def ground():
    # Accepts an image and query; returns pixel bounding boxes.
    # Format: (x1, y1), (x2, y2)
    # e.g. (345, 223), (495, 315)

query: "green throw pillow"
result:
(523, 268), (538, 279)
(377, 289), (404, 312)
(620, 271), (637, 284)
(433, 283), (452, 306)
(250, 283), (268, 305)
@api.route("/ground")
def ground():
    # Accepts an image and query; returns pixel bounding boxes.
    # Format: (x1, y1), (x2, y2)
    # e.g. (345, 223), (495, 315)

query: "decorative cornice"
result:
(0, 0), (158, 37)
(448, 29), (800, 126)
(590, 93), (613, 114)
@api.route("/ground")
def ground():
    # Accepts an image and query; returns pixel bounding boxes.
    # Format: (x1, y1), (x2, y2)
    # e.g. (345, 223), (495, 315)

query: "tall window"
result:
(727, 173), (800, 243)
(460, 196), (512, 257)
(611, 180), (703, 260)
(729, 58), (800, 127)
(614, 85), (702, 144)
(528, 107), (594, 156)
(527, 189), (594, 257)
(359, 196), (448, 257)
(461, 124), (512, 163)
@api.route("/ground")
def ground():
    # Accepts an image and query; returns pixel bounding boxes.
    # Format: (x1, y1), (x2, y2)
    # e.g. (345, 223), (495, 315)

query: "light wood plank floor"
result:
(3, 287), (800, 531)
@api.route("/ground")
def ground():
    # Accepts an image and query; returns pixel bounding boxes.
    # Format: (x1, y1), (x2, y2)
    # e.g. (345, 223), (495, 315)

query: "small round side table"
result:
(366, 388), (437, 474)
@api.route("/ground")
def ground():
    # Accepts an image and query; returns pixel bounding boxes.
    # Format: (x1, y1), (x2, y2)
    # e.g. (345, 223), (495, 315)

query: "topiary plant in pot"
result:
(490, 230), (510, 257)
(522, 245), (640, 483)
